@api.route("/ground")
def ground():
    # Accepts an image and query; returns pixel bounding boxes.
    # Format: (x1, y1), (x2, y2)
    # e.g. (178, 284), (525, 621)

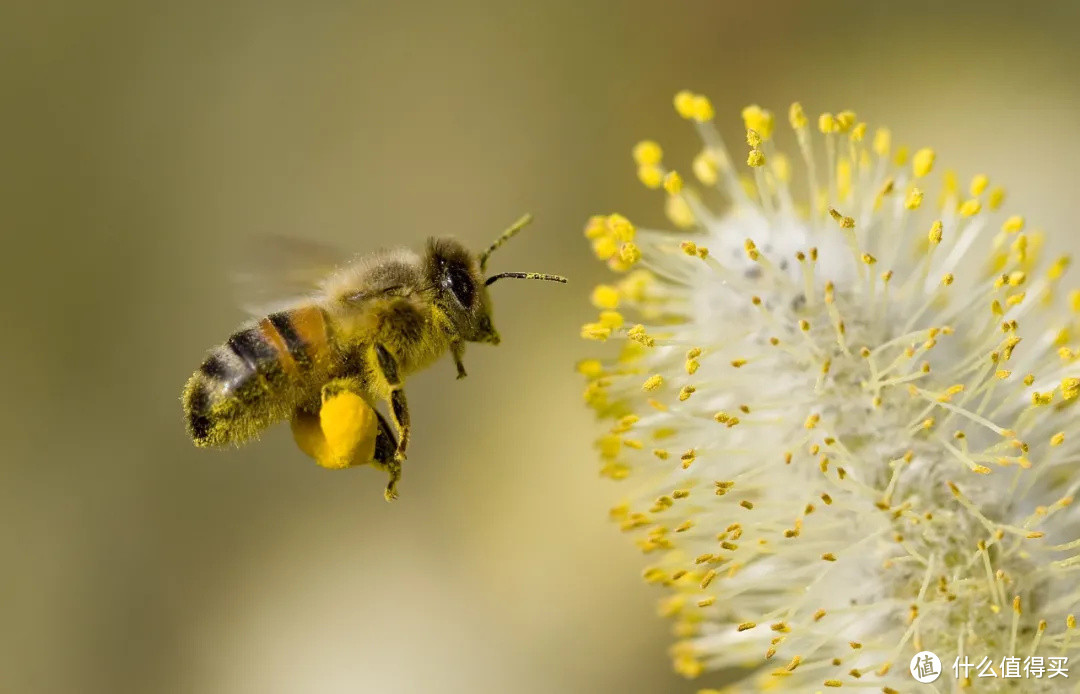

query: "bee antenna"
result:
(478, 213), (533, 272)
(484, 272), (567, 287)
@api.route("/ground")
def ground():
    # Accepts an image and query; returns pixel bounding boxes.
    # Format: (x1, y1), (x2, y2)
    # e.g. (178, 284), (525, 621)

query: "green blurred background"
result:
(3, 1), (1080, 692)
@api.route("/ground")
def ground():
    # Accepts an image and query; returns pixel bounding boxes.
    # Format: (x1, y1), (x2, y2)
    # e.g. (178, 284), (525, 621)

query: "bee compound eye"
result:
(446, 265), (475, 308)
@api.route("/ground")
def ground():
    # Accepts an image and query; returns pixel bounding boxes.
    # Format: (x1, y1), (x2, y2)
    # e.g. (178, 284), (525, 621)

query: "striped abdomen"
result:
(183, 306), (331, 447)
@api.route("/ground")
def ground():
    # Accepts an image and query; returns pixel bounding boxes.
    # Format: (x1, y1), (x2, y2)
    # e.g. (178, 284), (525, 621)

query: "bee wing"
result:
(231, 234), (355, 316)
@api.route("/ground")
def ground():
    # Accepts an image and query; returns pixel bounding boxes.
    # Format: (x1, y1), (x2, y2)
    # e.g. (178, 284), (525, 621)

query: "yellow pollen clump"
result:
(904, 187), (924, 210)
(818, 112), (837, 134)
(970, 173), (989, 196)
(747, 149), (766, 167)
(621, 242), (641, 265)
(990, 186), (1006, 208)
(1061, 377), (1080, 401)
(912, 147), (935, 177)
(632, 140), (663, 166)
(746, 128), (762, 148)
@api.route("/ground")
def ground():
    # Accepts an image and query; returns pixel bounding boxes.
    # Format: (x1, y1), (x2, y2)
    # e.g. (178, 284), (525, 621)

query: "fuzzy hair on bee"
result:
(181, 214), (566, 500)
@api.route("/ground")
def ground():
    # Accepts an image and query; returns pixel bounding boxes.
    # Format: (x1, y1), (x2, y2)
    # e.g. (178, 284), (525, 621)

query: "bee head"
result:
(425, 237), (501, 344)
(425, 214), (566, 346)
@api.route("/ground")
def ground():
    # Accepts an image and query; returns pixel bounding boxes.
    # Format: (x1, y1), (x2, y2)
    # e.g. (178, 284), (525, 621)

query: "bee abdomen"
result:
(183, 307), (330, 447)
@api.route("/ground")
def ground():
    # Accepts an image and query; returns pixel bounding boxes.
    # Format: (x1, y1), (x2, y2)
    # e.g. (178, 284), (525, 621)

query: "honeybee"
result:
(182, 214), (565, 500)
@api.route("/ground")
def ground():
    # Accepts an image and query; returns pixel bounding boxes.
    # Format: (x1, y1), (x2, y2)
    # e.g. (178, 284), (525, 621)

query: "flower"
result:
(580, 93), (1080, 692)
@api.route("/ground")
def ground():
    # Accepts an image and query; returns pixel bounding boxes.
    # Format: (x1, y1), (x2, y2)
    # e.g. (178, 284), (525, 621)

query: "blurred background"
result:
(3, 1), (1080, 692)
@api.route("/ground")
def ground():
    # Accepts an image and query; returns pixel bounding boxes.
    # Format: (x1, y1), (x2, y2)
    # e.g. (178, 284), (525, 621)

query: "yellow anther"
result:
(970, 174), (989, 196)
(692, 150), (719, 185)
(642, 374), (663, 392)
(959, 199), (981, 217)
(632, 140), (663, 166)
(742, 104), (775, 139)
(747, 149), (766, 167)
(912, 147), (935, 177)
(1033, 391), (1054, 406)
(942, 273), (954, 286)
(1062, 377), (1080, 401)
(772, 152), (791, 182)
(627, 324), (655, 347)
(681, 240), (698, 256)
(989, 187), (1006, 209)
(678, 385), (696, 401)
(581, 323), (611, 341)
(1003, 215), (1024, 233)
(789, 102), (808, 130)
(591, 234), (617, 261)
(598, 310), (624, 330)
(1049, 255), (1071, 280)
(873, 127), (891, 157)
(576, 359), (603, 378)
(591, 284), (620, 310)
(673, 90), (696, 118)
(818, 112), (837, 134)
(689, 94), (714, 122)
(851, 122), (867, 141)
(1052, 432), (1066, 447)
(828, 207), (855, 228)
(835, 110), (857, 131)
(730, 359), (748, 368)
(894, 145), (909, 166)
(805, 413), (820, 429)
(746, 128), (762, 148)
(606, 214), (634, 241)
(620, 242), (641, 265)
(663, 170), (683, 195)
(928, 220), (943, 245)
(1007, 271), (1026, 286)
(744, 239), (760, 260)
(904, 187), (924, 209)
(836, 158), (852, 199)
(861, 253), (877, 265)
(665, 195), (695, 229)
(584, 215), (607, 239)
(638, 164), (663, 189)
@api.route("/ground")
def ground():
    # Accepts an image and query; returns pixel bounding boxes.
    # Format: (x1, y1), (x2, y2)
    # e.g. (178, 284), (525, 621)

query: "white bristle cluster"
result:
(579, 94), (1080, 692)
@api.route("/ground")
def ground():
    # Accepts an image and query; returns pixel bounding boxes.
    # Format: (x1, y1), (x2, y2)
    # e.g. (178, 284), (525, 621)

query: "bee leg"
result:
(374, 343), (410, 462)
(451, 340), (467, 380)
(371, 409), (402, 501)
